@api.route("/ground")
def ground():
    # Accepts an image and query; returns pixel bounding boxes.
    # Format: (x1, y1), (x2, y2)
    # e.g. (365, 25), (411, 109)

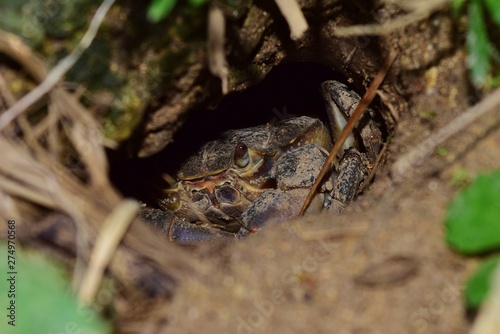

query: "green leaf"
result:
(445, 171), (500, 254)
(467, 0), (491, 86)
(465, 256), (500, 308)
(483, 0), (500, 25)
(0, 243), (111, 334)
(451, 0), (467, 18)
(148, 0), (178, 22)
(188, 0), (208, 6)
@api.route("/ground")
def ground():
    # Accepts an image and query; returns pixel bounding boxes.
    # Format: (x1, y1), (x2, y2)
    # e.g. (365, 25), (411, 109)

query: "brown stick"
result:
(299, 52), (397, 216)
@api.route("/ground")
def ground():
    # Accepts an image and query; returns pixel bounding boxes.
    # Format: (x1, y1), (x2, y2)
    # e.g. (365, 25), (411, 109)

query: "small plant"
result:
(0, 243), (111, 333)
(148, 0), (207, 22)
(453, 0), (500, 87)
(445, 171), (500, 308)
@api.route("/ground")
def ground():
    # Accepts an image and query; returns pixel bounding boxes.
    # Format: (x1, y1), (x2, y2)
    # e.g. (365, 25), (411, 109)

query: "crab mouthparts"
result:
(187, 173), (234, 194)
(197, 179), (218, 193)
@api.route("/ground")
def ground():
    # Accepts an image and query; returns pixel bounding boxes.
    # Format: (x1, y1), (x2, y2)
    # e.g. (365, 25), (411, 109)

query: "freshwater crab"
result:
(144, 80), (383, 244)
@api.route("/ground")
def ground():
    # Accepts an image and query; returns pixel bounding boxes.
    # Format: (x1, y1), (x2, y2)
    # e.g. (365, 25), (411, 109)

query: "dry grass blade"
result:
(0, 127), (200, 288)
(274, 0), (309, 40)
(299, 52), (397, 216)
(0, 190), (20, 221)
(0, 175), (57, 209)
(78, 199), (140, 304)
(0, 31), (116, 187)
(0, 31), (48, 82)
(208, 5), (228, 95)
(333, 0), (448, 37)
(0, 2), (203, 304)
(0, 138), (65, 210)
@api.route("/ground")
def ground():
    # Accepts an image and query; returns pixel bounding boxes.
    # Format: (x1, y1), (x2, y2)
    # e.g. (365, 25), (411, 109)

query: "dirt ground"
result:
(2, 1), (500, 333)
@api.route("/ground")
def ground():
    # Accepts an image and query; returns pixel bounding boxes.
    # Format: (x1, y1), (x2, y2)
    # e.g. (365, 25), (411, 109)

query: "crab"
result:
(143, 80), (383, 244)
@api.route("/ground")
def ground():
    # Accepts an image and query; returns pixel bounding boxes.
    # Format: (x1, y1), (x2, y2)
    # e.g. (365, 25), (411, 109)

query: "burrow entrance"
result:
(109, 61), (391, 224)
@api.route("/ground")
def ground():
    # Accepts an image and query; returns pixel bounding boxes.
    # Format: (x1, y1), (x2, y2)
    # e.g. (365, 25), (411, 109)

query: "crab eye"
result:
(234, 142), (249, 168)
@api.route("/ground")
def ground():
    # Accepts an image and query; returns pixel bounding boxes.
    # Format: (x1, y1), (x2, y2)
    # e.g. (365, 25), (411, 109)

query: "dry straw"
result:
(0, 0), (201, 308)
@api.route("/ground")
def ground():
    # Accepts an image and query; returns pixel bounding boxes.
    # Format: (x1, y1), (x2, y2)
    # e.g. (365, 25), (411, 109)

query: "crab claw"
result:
(320, 80), (359, 156)
(321, 80), (383, 164)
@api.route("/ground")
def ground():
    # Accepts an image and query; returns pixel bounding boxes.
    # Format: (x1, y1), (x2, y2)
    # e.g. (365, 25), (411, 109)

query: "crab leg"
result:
(328, 148), (364, 213)
(140, 207), (236, 245)
(167, 219), (236, 244)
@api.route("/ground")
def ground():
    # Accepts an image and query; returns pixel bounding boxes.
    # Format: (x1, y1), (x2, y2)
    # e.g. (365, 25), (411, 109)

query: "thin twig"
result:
(391, 86), (500, 182)
(0, 0), (116, 131)
(299, 52), (397, 216)
(333, 0), (448, 37)
(208, 5), (228, 95)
